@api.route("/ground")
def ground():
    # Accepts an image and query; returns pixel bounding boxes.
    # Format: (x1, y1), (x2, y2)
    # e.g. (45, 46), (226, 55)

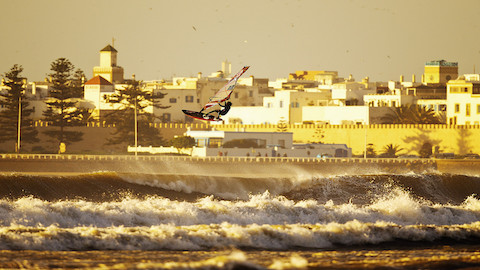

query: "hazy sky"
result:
(2, 0), (480, 82)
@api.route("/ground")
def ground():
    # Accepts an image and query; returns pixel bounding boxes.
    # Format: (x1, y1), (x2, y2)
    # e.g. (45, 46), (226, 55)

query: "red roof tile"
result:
(85, 76), (113, 85)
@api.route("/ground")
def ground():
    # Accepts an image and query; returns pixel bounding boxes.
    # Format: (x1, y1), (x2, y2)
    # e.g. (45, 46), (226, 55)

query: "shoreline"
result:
(1, 154), (479, 176)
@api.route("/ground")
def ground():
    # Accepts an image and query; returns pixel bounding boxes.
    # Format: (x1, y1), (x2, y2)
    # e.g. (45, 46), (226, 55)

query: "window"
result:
(234, 93), (239, 98)
(449, 117), (458, 125)
(455, 104), (460, 113)
(248, 91), (253, 97)
(257, 139), (267, 148)
(208, 138), (223, 148)
(477, 104), (480, 114)
(185, 96), (194, 103)
(391, 101), (396, 107)
(196, 139), (206, 147)
(162, 113), (171, 122)
(279, 101), (283, 108)
(169, 98), (177, 103)
(466, 103), (471, 116)
(473, 86), (480, 94)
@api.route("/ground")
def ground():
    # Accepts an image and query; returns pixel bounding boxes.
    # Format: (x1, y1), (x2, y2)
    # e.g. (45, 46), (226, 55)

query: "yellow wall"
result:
(9, 122), (480, 156)
(424, 66), (458, 84)
(213, 124), (480, 156)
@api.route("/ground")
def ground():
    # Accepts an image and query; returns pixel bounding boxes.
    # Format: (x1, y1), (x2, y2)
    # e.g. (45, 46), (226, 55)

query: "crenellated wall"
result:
(4, 122), (480, 156)
(213, 124), (480, 156)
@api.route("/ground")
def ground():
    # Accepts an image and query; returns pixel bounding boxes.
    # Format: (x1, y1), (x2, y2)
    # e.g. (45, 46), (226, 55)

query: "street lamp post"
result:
(364, 123), (367, 159)
(134, 91), (138, 157)
(16, 93), (22, 153)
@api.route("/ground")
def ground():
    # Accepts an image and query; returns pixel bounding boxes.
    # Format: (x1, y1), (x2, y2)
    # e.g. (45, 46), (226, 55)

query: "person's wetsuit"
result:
(202, 101), (232, 120)
(219, 101), (232, 115)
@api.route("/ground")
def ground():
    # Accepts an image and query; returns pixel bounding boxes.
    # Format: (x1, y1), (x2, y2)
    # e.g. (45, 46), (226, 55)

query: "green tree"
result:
(381, 105), (442, 124)
(419, 142), (433, 158)
(169, 135), (195, 153)
(0, 65), (39, 152)
(43, 58), (85, 147)
(104, 78), (168, 147)
(71, 68), (86, 98)
(381, 143), (404, 158)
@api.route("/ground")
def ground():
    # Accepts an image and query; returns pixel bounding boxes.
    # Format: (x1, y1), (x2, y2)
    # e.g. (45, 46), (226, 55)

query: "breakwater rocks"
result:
(0, 154), (465, 176)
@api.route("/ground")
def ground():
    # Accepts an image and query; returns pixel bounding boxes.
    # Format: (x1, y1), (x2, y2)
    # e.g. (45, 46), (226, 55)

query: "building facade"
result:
(92, 45), (124, 84)
(423, 60), (458, 85)
(446, 75), (480, 125)
(184, 129), (352, 158)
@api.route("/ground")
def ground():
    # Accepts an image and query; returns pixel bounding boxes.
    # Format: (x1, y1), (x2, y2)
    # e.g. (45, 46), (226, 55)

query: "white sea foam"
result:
(0, 189), (479, 229)
(1, 173), (480, 251)
(1, 221), (480, 251)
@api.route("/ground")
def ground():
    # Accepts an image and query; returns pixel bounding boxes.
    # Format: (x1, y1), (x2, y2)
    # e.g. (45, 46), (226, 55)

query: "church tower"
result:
(93, 44), (124, 84)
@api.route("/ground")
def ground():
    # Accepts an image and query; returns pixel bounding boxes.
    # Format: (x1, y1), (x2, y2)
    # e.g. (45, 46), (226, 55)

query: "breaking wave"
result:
(0, 172), (480, 250)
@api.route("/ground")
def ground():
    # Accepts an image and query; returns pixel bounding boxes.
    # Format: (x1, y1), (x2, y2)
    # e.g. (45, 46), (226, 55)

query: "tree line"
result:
(0, 59), (169, 153)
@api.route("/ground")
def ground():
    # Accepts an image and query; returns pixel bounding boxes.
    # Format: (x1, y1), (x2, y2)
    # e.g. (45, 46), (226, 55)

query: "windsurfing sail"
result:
(183, 65), (250, 121)
(201, 66), (250, 112)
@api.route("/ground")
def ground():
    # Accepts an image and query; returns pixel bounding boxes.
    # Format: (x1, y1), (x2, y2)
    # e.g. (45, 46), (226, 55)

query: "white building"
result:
(331, 81), (376, 106)
(83, 76), (117, 119)
(446, 75), (480, 125)
(184, 129), (352, 158)
(302, 106), (390, 125)
(364, 91), (416, 108)
(222, 89), (330, 125)
(144, 78), (199, 122)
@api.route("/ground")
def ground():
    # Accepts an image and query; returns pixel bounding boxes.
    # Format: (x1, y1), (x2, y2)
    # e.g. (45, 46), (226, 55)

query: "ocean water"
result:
(0, 169), (480, 269)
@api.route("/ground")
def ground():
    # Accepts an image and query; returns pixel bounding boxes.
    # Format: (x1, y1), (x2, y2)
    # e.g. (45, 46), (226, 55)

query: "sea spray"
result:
(0, 172), (479, 251)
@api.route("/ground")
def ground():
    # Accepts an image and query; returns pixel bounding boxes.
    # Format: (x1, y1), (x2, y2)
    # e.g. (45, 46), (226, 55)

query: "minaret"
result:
(93, 44), (124, 83)
(100, 45), (118, 67)
(222, 59), (231, 77)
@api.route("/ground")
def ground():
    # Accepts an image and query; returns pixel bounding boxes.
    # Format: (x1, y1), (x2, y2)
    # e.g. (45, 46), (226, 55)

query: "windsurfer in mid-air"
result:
(201, 100), (232, 121)
(182, 66), (249, 121)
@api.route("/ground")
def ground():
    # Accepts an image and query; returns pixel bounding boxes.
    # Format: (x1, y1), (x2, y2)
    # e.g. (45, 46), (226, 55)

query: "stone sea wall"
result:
(1, 154), (477, 176)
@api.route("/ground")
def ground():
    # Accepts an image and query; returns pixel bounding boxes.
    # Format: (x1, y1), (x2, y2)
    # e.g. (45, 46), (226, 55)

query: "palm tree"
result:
(381, 105), (441, 124)
(366, 143), (376, 158)
(382, 144), (404, 158)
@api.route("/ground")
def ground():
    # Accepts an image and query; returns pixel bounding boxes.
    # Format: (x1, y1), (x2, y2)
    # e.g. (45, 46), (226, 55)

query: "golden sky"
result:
(2, 0), (480, 82)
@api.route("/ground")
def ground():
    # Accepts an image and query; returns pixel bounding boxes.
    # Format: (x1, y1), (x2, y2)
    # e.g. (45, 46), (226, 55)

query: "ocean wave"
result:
(1, 172), (480, 205)
(1, 221), (480, 251)
(0, 191), (479, 228)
